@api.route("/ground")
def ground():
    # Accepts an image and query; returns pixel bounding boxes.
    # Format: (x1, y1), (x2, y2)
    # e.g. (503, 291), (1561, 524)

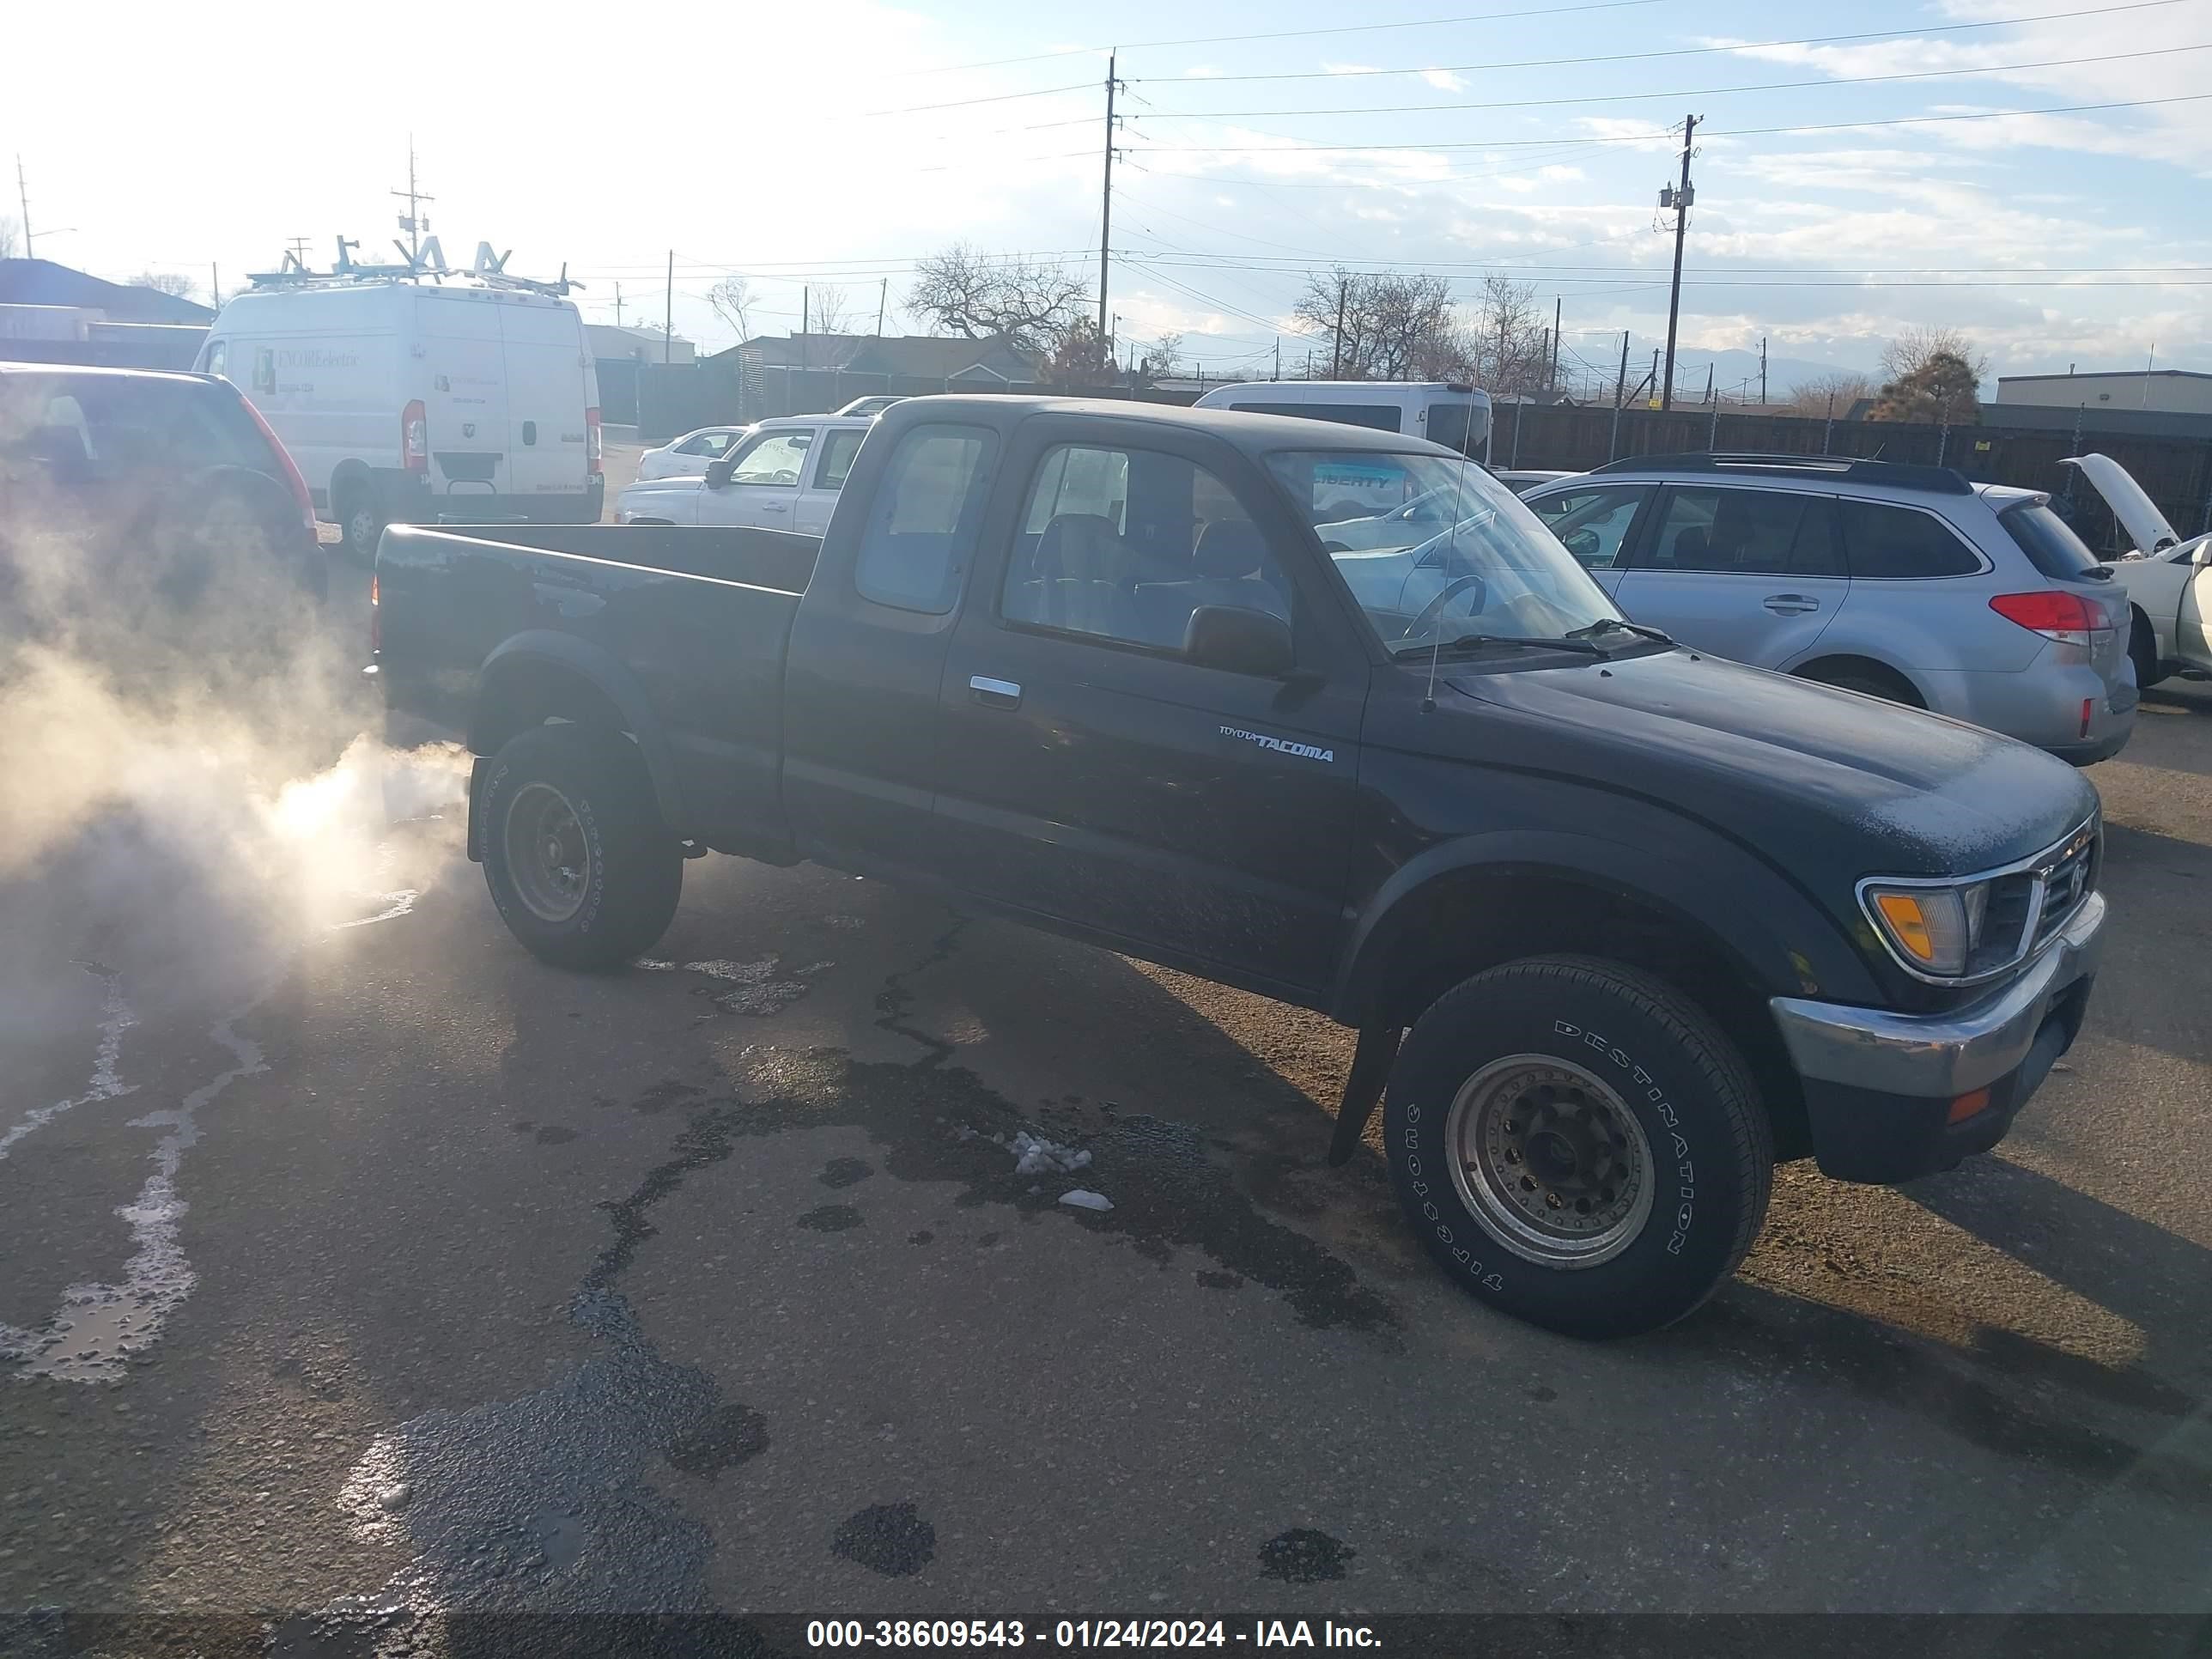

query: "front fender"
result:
(1328, 814), (1882, 1025)
(471, 630), (690, 834)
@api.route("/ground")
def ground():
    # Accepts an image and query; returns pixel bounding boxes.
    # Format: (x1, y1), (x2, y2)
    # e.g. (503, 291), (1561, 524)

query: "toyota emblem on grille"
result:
(462, 421), (477, 438)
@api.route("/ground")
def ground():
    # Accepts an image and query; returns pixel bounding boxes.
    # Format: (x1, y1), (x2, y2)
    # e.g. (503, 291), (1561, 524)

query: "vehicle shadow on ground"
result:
(1903, 1153), (2212, 1383)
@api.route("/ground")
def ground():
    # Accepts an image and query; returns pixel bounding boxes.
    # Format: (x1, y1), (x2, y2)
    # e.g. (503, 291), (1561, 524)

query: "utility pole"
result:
(1609, 329), (1630, 462)
(210, 263), (220, 308)
(801, 287), (810, 373)
(1331, 276), (1348, 379)
(1759, 336), (1768, 405)
(664, 251), (673, 366)
(1658, 112), (1698, 412)
(1650, 348), (1660, 409)
(1097, 50), (1120, 340)
(877, 276), (887, 336)
(287, 237), (311, 270)
(1273, 337), (1281, 382)
(1703, 362), (1714, 404)
(615, 282), (624, 327)
(1551, 296), (1562, 392)
(391, 140), (433, 267)
(15, 155), (33, 258)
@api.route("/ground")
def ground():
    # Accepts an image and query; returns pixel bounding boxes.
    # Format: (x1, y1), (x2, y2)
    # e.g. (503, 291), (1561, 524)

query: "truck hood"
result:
(2063, 453), (2181, 554)
(1445, 648), (2098, 878)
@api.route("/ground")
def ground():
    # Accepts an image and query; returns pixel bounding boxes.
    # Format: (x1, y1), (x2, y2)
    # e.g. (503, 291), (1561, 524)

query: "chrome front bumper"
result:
(1770, 891), (2106, 1098)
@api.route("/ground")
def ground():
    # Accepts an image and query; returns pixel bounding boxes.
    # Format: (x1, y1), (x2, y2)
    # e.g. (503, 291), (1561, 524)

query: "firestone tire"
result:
(1385, 955), (1773, 1340)
(479, 724), (682, 970)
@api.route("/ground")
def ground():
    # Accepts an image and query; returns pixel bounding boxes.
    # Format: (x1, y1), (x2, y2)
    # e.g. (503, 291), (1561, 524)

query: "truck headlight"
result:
(1862, 881), (1991, 979)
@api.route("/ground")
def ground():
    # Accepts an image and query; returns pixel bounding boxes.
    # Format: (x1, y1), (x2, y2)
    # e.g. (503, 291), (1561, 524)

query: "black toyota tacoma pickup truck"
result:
(373, 397), (2107, 1339)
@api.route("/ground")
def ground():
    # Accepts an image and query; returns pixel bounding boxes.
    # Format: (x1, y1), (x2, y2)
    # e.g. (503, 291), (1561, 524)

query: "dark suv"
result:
(0, 362), (327, 612)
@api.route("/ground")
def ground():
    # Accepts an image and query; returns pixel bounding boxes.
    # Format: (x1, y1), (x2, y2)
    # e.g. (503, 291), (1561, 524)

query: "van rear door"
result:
(415, 291), (508, 507)
(497, 297), (592, 503)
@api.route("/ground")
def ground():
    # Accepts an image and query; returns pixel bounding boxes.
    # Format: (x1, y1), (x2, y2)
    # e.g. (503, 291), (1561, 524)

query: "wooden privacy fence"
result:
(1492, 403), (2212, 551)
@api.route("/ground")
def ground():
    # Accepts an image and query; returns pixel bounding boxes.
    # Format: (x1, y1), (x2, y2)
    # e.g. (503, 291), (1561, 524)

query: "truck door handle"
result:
(969, 676), (1022, 709)
(761, 501), (789, 514)
(1764, 593), (1820, 615)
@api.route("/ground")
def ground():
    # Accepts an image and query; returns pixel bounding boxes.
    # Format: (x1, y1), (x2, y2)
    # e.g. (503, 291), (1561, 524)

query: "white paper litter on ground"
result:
(1010, 1131), (1091, 1176)
(1059, 1189), (1114, 1212)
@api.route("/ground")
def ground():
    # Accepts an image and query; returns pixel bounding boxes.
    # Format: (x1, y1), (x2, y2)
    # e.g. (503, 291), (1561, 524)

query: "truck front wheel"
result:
(1385, 955), (1772, 1339)
(480, 725), (682, 969)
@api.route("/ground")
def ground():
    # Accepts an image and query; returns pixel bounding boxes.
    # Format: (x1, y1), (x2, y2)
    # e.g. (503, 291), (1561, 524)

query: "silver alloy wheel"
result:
(1446, 1054), (1654, 1268)
(504, 781), (590, 923)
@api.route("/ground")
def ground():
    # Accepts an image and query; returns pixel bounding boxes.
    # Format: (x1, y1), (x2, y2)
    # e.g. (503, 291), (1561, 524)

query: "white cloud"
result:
(1321, 61), (1382, 76)
(1420, 69), (1469, 92)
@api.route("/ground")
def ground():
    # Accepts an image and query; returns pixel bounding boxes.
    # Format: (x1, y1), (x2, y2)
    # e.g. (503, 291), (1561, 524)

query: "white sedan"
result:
(635, 424), (751, 481)
(2067, 453), (2212, 689)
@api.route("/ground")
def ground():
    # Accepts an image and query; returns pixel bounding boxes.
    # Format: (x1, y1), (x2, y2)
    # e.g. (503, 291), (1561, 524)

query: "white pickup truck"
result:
(614, 413), (873, 537)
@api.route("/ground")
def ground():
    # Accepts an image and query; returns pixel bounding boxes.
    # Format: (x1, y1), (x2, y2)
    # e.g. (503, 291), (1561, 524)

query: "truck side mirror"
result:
(1184, 605), (1294, 678)
(705, 458), (736, 489)
(2195, 539), (2212, 568)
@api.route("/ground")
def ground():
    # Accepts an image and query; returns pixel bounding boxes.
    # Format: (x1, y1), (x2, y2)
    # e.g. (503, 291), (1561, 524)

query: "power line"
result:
(1123, 0), (2188, 86)
(855, 79), (1097, 118)
(1130, 44), (2209, 121)
(1132, 92), (2212, 153)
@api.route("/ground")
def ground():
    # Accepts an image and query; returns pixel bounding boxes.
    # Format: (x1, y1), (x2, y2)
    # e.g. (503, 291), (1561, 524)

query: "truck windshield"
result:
(1267, 449), (1620, 654)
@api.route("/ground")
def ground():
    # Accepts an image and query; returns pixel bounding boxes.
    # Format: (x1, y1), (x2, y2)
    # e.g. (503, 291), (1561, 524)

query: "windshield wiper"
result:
(1565, 617), (1676, 647)
(1392, 633), (1608, 660)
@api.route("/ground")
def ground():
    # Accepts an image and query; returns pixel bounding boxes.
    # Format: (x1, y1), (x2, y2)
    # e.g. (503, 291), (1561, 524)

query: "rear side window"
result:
(0, 374), (269, 477)
(853, 424), (998, 614)
(1644, 487), (1832, 577)
(813, 428), (867, 492)
(1998, 501), (2103, 581)
(1840, 501), (1983, 579)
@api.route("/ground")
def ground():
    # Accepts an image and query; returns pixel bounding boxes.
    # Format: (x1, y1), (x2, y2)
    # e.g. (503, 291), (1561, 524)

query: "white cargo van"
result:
(195, 276), (602, 557)
(1192, 380), (1492, 463)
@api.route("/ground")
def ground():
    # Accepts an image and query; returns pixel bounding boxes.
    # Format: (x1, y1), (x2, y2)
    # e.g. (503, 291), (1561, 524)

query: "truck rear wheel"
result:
(480, 724), (682, 969)
(1384, 955), (1771, 1339)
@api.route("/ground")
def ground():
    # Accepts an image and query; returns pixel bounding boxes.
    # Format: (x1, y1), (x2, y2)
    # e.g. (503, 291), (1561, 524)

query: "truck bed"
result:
(374, 522), (823, 848)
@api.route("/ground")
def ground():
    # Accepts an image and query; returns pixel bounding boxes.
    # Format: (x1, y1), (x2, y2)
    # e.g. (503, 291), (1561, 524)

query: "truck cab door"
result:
(933, 418), (1368, 996)
(782, 420), (1004, 878)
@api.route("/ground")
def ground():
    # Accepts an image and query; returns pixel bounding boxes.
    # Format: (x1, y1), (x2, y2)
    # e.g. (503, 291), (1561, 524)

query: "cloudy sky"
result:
(7, 0), (2208, 397)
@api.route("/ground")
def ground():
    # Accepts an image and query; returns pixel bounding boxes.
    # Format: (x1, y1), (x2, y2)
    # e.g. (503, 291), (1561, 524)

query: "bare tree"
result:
(0, 216), (19, 259)
(1137, 331), (1184, 382)
(907, 243), (1087, 356)
(1783, 372), (1879, 417)
(807, 284), (854, 336)
(1470, 274), (1552, 394)
(131, 270), (198, 300)
(1293, 266), (1473, 381)
(707, 276), (754, 341)
(1879, 325), (1990, 388)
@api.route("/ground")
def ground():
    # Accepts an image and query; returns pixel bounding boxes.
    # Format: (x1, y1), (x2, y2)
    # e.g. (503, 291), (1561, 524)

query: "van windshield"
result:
(1267, 449), (1622, 655)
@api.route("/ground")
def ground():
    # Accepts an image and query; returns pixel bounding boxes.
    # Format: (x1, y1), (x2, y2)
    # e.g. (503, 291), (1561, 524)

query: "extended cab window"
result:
(1841, 500), (1983, 578)
(1528, 484), (1650, 570)
(852, 424), (997, 614)
(813, 428), (866, 492)
(726, 429), (812, 487)
(1003, 442), (1289, 653)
